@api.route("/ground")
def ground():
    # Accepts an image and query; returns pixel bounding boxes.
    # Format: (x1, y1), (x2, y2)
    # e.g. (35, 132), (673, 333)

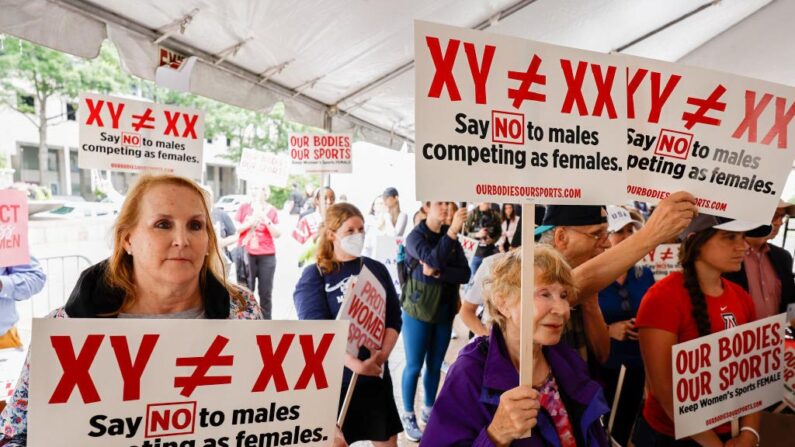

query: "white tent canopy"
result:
(1, 0), (793, 150)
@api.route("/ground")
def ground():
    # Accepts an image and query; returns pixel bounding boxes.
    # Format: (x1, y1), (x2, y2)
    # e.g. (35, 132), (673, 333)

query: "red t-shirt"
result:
(236, 202), (279, 256)
(635, 271), (756, 438)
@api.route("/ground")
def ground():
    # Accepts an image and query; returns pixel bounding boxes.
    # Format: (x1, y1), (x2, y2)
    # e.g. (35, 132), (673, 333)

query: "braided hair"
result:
(679, 228), (719, 337)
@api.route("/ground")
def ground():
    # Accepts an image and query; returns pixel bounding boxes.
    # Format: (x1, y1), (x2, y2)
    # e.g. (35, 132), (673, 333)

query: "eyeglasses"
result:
(566, 227), (609, 243)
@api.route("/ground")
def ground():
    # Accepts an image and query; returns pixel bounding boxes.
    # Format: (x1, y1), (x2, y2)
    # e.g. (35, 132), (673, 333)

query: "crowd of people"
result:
(2, 173), (794, 447)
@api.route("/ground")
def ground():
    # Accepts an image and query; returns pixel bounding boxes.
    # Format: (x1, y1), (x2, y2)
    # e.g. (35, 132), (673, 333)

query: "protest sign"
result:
(639, 243), (681, 281)
(28, 319), (347, 446)
(372, 235), (403, 294)
(672, 313), (786, 439)
(238, 148), (291, 187)
(0, 189), (29, 267)
(459, 235), (479, 263)
(784, 338), (795, 411)
(623, 56), (795, 221)
(415, 20), (627, 204)
(78, 92), (205, 179)
(336, 265), (386, 356)
(289, 133), (352, 174)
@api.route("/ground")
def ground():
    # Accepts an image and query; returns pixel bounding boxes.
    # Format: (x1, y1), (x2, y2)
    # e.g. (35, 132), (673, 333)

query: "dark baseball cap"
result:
(382, 187), (399, 198)
(534, 205), (606, 236)
(680, 214), (771, 240)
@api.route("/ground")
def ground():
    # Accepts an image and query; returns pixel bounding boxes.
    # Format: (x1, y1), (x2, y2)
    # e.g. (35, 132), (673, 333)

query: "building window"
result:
(47, 149), (59, 172)
(226, 136), (232, 146)
(21, 146), (39, 170)
(17, 94), (34, 113)
(206, 167), (215, 181)
(70, 150), (79, 172)
(66, 103), (77, 121)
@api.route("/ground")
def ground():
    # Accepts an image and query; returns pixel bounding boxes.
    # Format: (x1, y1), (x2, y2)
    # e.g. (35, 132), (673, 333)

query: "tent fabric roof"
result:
(2, 0), (791, 151)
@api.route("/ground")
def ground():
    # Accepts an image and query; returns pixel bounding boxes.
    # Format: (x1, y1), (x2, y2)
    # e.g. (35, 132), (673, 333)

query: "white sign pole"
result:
(519, 202), (535, 438)
(608, 365), (627, 436)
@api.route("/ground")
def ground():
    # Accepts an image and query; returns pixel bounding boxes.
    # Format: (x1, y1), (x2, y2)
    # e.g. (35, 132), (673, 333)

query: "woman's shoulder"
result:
(447, 336), (490, 380)
(645, 271), (684, 296)
(228, 287), (263, 320)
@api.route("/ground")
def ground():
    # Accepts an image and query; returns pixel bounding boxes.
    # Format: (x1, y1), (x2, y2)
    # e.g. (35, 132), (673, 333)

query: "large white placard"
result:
(415, 20), (627, 204)
(289, 133), (352, 174)
(28, 319), (348, 446)
(672, 314), (786, 439)
(372, 235), (403, 294)
(623, 56), (795, 221)
(639, 243), (681, 281)
(78, 93), (205, 179)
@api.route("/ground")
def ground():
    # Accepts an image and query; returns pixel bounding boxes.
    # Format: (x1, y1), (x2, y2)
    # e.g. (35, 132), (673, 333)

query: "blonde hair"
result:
(107, 173), (245, 312)
(484, 245), (577, 331)
(316, 203), (364, 274)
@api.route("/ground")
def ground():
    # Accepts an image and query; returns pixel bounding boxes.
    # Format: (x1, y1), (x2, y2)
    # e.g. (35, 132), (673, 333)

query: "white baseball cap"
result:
(606, 206), (642, 233)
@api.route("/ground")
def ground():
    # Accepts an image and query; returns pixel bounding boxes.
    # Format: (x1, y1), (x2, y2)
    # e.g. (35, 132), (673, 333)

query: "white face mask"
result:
(339, 233), (365, 257)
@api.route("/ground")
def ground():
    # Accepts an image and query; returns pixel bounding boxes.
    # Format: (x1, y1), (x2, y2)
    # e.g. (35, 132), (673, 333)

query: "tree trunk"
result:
(37, 97), (48, 188)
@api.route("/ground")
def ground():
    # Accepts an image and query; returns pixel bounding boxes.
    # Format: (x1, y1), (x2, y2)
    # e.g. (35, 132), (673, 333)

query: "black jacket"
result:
(723, 243), (794, 314)
(64, 260), (234, 319)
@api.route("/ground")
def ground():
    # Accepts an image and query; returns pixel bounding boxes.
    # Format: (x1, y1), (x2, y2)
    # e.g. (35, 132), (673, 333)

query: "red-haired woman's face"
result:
(123, 184), (209, 289)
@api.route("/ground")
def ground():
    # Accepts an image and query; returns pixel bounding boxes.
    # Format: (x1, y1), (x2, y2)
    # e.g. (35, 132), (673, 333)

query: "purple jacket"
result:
(421, 327), (610, 447)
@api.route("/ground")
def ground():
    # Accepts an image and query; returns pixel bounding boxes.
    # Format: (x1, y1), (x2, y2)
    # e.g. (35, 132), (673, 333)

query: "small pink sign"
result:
(0, 190), (29, 267)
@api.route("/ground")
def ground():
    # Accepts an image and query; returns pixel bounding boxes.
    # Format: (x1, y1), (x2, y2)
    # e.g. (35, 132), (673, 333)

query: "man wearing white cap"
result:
(724, 199), (795, 318)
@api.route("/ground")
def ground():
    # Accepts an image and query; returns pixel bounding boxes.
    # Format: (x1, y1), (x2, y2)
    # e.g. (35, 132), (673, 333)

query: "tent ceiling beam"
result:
(333, 0), (541, 108)
(613, 0), (722, 53)
(153, 8), (199, 44)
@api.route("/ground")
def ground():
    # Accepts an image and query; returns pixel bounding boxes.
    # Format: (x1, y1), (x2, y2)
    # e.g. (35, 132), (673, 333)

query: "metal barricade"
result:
(16, 255), (92, 327)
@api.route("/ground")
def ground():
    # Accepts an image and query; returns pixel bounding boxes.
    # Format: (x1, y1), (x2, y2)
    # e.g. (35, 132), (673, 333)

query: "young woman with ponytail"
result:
(633, 215), (764, 447)
(293, 203), (403, 446)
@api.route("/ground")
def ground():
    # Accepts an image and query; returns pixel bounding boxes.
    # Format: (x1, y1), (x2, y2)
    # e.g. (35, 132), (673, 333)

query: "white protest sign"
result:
(336, 265), (386, 356)
(372, 235), (403, 294)
(459, 235), (479, 263)
(238, 148), (291, 187)
(0, 189), (29, 267)
(78, 92), (205, 179)
(415, 21), (627, 204)
(289, 133), (352, 173)
(623, 56), (795, 221)
(28, 319), (347, 446)
(639, 244), (681, 281)
(672, 313), (786, 439)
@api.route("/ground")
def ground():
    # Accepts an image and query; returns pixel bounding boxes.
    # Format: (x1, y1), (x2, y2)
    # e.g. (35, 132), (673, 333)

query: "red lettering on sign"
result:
(251, 334), (295, 393)
(294, 333), (334, 390)
(591, 64), (618, 119)
(655, 129), (693, 160)
(181, 113), (199, 139)
(164, 111), (181, 137)
(110, 334), (159, 402)
(492, 110), (525, 144)
(173, 335), (233, 397)
(732, 90), (774, 143)
(145, 401), (196, 438)
(131, 108), (156, 132)
(48, 335), (104, 404)
(85, 98), (104, 127)
(426, 36), (461, 101)
(106, 102), (125, 129)
(681, 84), (727, 130)
(626, 69), (681, 123)
(560, 60), (588, 116)
(761, 97), (795, 149)
(507, 55), (546, 109)
(464, 43), (495, 105)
